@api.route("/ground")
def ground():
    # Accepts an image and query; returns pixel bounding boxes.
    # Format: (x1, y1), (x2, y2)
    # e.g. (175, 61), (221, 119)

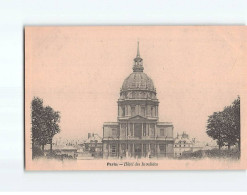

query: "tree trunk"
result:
(50, 142), (53, 153)
(42, 144), (44, 152)
(218, 144), (221, 150)
(228, 144), (230, 150)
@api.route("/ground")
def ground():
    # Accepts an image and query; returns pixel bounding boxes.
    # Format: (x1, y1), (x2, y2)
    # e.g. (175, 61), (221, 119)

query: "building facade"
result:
(103, 43), (174, 159)
(83, 133), (103, 158)
(174, 132), (203, 157)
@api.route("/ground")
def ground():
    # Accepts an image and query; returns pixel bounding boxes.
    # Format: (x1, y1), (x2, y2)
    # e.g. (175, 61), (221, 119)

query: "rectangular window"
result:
(121, 143), (126, 150)
(130, 123), (133, 136)
(134, 123), (142, 138)
(143, 144), (146, 153)
(160, 129), (165, 136)
(141, 107), (145, 116)
(143, 123), (146, 136)
(112, 129), (117, 137)
(111, 144), (117, 156)
(121, 126), (126, 137)
(150, 124), (155, 136)
(150, 144), (155, 155)
(131, 107), (135, 116)
(121, 123), (126, 129)
(159, 144), (165, 152)
(143, 129), (146, 136)
(122, 106), (125, 116)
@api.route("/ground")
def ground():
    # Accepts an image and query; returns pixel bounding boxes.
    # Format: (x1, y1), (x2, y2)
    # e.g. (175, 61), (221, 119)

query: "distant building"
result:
(83, 133), (103, 158)
(102, 43), (174, 159)
(174, 132), (203, 157)
(203, 140), (218, 150)
(44, 145), (78, 159)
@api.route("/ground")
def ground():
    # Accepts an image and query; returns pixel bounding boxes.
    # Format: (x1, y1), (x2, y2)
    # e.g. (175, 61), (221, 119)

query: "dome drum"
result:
(119, 90), (157, 100)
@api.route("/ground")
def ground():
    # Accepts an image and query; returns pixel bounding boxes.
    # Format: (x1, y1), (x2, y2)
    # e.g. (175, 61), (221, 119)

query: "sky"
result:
(25, 26), (246, 142)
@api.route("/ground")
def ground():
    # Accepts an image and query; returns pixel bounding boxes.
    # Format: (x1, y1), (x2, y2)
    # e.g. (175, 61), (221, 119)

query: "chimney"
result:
(88, 133), (91, 139)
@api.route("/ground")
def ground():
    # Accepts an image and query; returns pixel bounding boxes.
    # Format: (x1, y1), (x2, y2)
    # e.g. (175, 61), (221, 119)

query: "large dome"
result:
(121, 72), (155, 92)
(121, 42), (156, 93)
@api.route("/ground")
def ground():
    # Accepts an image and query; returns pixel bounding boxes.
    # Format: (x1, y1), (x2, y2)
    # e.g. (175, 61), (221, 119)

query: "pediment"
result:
(128, 115), (147, 121)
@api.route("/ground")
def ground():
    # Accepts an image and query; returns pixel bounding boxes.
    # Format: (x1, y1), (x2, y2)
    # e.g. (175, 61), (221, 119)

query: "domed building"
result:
(103, 43), (174, 159)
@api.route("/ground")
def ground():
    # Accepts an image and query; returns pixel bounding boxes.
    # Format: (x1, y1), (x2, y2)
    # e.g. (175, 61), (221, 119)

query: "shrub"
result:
(179, 149), (240, 160)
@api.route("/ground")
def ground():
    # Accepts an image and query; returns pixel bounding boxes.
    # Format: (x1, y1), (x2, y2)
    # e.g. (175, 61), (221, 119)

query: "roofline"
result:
(103, 122), (119, 126)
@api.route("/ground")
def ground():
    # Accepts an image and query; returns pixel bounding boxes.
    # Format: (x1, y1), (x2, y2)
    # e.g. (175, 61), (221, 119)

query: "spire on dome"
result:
(133, 42), (144, 72)
(137, 41), (140, 57)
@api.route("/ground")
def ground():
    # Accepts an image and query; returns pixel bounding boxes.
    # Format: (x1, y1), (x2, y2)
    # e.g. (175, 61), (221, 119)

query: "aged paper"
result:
(25, 26), (247, 170)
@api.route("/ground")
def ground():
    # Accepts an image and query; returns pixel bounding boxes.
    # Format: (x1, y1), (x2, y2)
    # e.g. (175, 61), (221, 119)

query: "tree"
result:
(206, 111), (225, 150)
(206, 96), (240, 151)
(31, 97), (47, 156)
(43, 106), (61, 152)
(232, 96), (240, 151)
(31, 97), (61, 158)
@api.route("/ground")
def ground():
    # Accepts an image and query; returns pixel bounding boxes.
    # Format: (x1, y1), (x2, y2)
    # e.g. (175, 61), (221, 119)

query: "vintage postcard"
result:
(25, 26), (247, 170)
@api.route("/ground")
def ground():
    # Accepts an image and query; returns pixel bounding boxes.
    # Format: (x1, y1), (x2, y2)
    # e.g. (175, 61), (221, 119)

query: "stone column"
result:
(141, 143), (143, 157)
(157, 143), (159, 157)
(119, 143), (122, 158)
(149, 143), (151, 152)
(141, 123), (143, 138)
(108, 142), (110, 158)
(118, 106), (121, 117)
(132, 143), (135, 157)
(132, 123), (134, 137)
(154, 143), (156, 157)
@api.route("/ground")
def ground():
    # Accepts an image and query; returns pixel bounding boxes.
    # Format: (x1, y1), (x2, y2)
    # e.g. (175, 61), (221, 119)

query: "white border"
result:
(0, 0), (247, 192)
